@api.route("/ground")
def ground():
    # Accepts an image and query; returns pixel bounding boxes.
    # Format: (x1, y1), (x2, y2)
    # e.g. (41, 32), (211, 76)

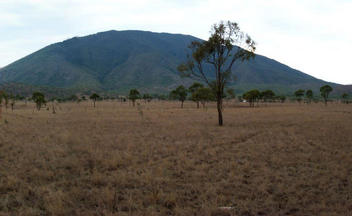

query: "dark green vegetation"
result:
(89, 93), (100, 108)
(320, 85), (333, 105)
(1, 30), (351, 96)
(128, 89), (140, 106)
(170, 85), (188, 108)
(32, 92), (46, 111)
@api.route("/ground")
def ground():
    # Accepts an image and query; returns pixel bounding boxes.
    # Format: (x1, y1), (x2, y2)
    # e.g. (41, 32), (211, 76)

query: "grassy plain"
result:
(0, 101), (351, 216)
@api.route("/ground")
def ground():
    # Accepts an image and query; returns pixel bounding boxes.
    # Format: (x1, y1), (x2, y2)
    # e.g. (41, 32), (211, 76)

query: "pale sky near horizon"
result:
(0, 0), (351, 84)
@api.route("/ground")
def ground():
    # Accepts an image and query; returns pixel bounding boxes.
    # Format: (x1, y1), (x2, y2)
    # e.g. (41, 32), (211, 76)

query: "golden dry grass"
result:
(0, 101), (351, 216)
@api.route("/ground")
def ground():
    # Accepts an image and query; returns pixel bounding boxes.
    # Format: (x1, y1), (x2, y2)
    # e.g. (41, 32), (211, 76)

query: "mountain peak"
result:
(0, 30), (348, 94)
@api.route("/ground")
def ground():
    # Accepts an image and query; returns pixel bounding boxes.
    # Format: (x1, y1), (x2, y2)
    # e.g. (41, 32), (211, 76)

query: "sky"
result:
(0, 0), (351, 84)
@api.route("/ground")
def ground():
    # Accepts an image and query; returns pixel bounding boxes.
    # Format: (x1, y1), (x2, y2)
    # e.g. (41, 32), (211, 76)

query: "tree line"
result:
(0, 20), (350, 126)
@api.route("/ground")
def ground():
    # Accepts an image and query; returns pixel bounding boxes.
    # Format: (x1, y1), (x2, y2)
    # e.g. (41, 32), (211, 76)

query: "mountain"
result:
(0, 30), (350, 96)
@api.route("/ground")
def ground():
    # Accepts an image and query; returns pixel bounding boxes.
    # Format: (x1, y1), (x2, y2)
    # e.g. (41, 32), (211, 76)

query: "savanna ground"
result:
(0, 100), (351, 216)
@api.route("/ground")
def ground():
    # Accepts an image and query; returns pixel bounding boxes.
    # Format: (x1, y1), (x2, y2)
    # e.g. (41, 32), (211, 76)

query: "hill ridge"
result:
(0, 30), (350, 95)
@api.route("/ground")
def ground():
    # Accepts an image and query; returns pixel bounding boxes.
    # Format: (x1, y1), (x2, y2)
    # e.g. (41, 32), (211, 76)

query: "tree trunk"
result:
(197, 101), (199, 109)
(181, 100), (184, 108)
(217, 96), (223, 126)
(93, 100), (96, 108)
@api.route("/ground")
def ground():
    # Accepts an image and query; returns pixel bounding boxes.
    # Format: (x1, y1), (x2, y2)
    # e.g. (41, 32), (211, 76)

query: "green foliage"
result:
(294, 89), (305, 103)
(342, 93), (348, 98)
(129, 89), (140, 100)
(320, 85), (333, 105)
(189, 82), (204, 94)
(342, 93), (349, 104)
(278, 95), (286, 103)
(170, 85), (188, 108)
(306, 89), (313, 98)
(90, 93), (100, 107)
(243, 89), (260, 107)
(305, 89), (313, 103)
(189, 82), (204, 108)
(90, 93), (100, 100)
(142, 94), (152, 103)
(261, 90), (275, 102)
(294, 89), (305, 98)
(194, 87), (214, 108)
(32, 92), (46, 110)
(178, 21), (256, 125)
(129, 89), (140, 106)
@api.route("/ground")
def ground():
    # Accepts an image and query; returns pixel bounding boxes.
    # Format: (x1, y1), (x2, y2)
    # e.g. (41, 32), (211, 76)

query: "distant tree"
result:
(68, 95), (79, 102)
(90, 93), (100, 108)
(2, 92), (9, 110)
(81, 96), (87, 101)
(189, 82), (204, 108)
(243, 89), (260, 107)
(194, 87), (214, 108)
(226, 88), (236, 100)
(14, 94), (24, 101)
(294, 89), (305, 103)
(320, 85), (333, 105)
(142, 94), (152, 103)
(32, 92), (46, 111)
(129, 89), (140, 107)
(178, 21), (256, 126)
(278, 95), (286, 103)
(170, 85), (188, 108)
(261, 90), (275, 102)
(157, 94), (167, 100)
(306, 89), (313, 103)
(10, 95), (16, 111)
(341, 93), (349, 104)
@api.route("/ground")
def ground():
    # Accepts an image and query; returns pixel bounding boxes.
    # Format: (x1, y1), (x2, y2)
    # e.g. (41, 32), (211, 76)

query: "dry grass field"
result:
(0, 100), (351, 216)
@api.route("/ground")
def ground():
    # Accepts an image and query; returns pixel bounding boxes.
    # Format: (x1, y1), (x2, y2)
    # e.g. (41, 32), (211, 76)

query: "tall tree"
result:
(90, 93), (100, 108)
(129, 89), (140, 107)
(32, 92), (46, 111)
(178, 21), (256, 126)
(320, 85), (333, 105)
(170, 85), (188, 108)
